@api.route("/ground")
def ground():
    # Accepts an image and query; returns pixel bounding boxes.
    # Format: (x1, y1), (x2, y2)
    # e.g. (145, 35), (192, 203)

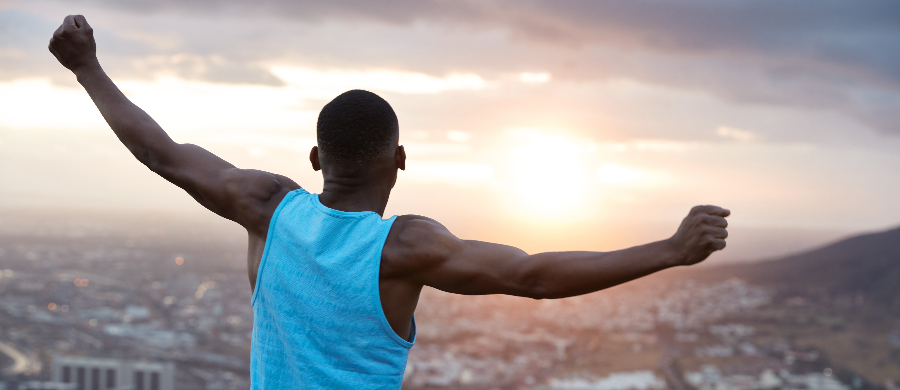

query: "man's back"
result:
(252, 189), (413, 389)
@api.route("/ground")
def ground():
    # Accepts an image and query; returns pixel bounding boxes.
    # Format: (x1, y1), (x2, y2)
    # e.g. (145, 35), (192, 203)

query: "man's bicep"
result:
(413, 234), (535, 297)
(153, 144), (298, 229)
(150, 143), (233, 189)
(150, 143), (237, 211)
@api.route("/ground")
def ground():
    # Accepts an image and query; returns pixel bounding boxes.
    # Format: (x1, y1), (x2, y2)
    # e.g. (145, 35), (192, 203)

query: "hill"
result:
(697, 225), (900, 307)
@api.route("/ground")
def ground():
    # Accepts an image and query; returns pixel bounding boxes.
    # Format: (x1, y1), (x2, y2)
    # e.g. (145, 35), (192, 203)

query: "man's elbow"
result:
(515, 266), (556, 300)
(522, 285), (569, 300)
(138, 142), (181, 174)
(523, 289), (548, 300)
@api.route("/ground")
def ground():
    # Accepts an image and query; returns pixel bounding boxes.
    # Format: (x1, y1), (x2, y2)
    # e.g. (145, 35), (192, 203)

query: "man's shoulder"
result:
(382, 214), (462, 278)
(221, 168), (302, 234)
(389, 215), (455, 249)
(391, 214), (441, 233)
(223, 169), (301, 197)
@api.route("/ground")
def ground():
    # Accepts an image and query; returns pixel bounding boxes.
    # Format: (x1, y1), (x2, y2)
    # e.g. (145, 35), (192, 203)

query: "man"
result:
(49, 15), (729, 389)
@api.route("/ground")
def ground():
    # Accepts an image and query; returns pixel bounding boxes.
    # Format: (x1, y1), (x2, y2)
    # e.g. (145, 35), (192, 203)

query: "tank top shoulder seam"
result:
(250, 188), (307, 307)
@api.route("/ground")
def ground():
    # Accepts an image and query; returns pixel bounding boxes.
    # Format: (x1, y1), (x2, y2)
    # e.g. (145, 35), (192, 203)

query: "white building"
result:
(50, 356), (174, 390)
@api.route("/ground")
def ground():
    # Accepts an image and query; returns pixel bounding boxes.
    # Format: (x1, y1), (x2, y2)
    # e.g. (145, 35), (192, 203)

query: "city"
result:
(0, 217), (898, 389)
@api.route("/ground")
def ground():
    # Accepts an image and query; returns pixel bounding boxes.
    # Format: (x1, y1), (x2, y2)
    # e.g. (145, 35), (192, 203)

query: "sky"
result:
(2, 0), (900, 263)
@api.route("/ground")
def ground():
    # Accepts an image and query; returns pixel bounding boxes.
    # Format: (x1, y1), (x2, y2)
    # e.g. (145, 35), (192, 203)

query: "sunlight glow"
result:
(597, 163), (671, 187)
(188, 132), (316, 152)
(597, 164), (643, 183)
(0, 68), (487, 134)
(405, 161), (494, 182)
(403, 142), (471, 156)
(511, 132), (586, 211)
(596, 140), (695, 153)
(0, 79), (107, 130)
(446, 131), (471, 142)
(519, 73), (551, 83)
(0, 78), (315, 133)
(631, 140), (692, 152)
(116, 76), (315, 133)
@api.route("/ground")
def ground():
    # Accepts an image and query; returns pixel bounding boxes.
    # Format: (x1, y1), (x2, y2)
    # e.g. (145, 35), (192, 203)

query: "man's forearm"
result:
(74, 64), (177, 170)
(523, 239), (681, 299)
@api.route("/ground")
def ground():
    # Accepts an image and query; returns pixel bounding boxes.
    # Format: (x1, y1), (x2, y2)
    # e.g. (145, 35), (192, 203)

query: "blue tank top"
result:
(250, 189), (415, 389)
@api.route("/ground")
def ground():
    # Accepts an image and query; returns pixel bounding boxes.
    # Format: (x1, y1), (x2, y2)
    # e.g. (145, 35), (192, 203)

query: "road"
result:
(0, 340), (33, 376)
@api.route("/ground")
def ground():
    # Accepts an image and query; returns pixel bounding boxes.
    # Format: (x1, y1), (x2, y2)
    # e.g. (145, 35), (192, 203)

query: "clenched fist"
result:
(669, 205), (730, 265)
(48, 15), (99, 73)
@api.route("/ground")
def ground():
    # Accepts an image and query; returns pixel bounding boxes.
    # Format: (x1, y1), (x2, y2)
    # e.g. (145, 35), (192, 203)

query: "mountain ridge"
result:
(693, 224), (900, 307)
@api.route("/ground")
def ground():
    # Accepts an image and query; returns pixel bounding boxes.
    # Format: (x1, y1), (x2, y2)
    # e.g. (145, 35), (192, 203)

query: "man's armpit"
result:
(221, 169), (293, 231)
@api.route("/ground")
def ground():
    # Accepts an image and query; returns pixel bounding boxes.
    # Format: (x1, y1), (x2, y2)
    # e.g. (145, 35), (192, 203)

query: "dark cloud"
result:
(77, 0), (900, 83)
(70, 0), (900, 134)
(8, 1), (900, 133)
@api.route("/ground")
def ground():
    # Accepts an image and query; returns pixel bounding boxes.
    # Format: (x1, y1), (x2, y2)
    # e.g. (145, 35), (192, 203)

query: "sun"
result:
(509, 132), (587, 214)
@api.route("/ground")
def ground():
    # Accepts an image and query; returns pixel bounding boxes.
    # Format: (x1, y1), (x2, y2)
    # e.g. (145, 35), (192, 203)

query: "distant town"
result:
(1, 217), (898, 390)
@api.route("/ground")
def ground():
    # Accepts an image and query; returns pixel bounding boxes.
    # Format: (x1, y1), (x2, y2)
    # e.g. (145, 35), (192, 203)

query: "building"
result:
(7, 381), (77, 390)
(50, 356), (175, 390)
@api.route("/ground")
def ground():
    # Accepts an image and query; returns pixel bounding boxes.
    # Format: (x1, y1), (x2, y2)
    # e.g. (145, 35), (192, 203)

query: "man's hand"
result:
(48, 15), (99, 73)
(668, 205), (730, 266)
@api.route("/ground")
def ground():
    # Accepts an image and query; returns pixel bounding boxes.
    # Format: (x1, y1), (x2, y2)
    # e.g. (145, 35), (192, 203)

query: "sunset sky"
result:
(2, 1), (900, 263)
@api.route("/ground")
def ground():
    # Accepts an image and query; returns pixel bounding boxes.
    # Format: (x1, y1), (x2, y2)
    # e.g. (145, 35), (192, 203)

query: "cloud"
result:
(6, 1), (900, 134)
(66, 0), (900, 86)
(271, 66), (484, 94)
(519, 73), (550, 84)
(0, 10), (65, 81)
(717, 126), (755, 142)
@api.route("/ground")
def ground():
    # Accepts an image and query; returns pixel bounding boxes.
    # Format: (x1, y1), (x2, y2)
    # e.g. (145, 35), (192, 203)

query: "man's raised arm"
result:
(383, 206), (729, 299)
(48, 15), (299, 233)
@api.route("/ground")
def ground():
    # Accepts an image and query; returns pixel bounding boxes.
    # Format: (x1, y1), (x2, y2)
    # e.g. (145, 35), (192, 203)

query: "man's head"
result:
(311, 90), (405, 182)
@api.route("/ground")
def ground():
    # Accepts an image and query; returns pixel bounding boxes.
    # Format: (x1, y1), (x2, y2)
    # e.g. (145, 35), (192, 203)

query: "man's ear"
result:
(310, 146), (321, 171)
(395, 145), (406, 171)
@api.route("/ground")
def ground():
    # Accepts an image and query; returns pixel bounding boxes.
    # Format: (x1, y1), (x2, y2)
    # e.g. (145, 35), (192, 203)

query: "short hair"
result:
(316, 90), (399, 163)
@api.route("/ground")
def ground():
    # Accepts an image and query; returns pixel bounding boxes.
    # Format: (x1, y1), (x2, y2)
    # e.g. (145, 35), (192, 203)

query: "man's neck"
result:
(318, 176), (391, 216)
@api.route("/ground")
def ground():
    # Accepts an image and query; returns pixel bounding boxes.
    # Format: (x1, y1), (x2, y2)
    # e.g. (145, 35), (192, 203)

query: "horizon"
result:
(0, 205), (884, 267)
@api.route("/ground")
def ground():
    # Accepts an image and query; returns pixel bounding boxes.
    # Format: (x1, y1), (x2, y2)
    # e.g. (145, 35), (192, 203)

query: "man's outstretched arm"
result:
(48, 15), (299, 233)
(383, 206), (729, 299)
